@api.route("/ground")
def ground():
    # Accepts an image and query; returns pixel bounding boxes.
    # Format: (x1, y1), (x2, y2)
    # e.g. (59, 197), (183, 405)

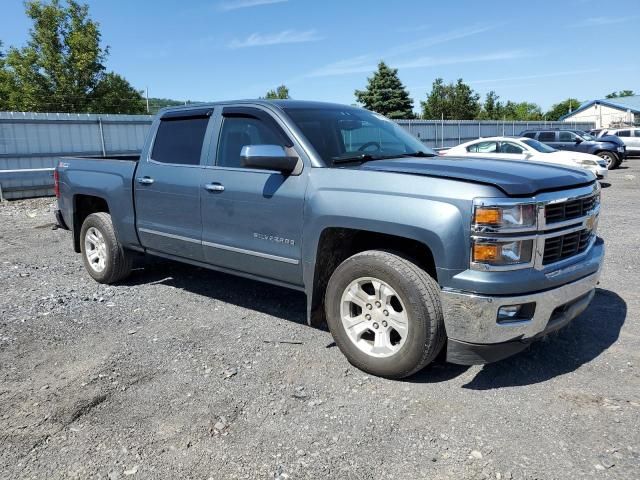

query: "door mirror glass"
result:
(241, 145), (299, 173)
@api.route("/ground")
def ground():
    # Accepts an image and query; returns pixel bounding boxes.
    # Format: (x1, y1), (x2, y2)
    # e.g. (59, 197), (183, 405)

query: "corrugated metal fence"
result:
(395, 119), (595, 148)
(0, 112), (594, 200)
(0, 112), (152, 200)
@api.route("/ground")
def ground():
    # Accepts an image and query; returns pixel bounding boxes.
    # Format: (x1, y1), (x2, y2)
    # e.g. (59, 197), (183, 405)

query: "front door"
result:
(200, 106), (307, 286)
(134, 109), (212, 261)
(557, 131), (581, 152)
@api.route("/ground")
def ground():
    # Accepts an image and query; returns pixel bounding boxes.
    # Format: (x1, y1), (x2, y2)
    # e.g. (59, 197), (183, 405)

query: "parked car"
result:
(521, 128), (626, 169)
(54, 100), (604, 379)
(442, 136), (608, 178)
(596, 128), (640, 156)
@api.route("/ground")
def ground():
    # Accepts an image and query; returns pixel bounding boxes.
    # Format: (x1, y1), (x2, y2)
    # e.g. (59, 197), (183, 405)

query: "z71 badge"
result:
(254, 233), (295, 246)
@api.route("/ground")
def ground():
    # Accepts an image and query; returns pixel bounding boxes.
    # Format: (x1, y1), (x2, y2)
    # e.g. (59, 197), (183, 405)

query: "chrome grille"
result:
(545, 195), (597, 224)
(543, 230), (592, 265)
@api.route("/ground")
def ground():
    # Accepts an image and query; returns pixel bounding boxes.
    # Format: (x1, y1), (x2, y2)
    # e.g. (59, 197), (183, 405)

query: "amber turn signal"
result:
(474, 207), (502, 225)
(473, 243), (500, 262)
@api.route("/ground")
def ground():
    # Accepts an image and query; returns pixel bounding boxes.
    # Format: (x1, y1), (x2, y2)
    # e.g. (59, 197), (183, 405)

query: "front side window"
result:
(538, 131), (556, 142)
(283, 107), (433, 165)
(499, 142), (524, 154)
(617, 130), (631, 137)
(216, 116), (286, 168)
(559, 131), (578, 142)
(151, 117), (209, 165)
(522, 138), (556, 153)
(467, 141), (498, 153)
(522, 132), (536, 139)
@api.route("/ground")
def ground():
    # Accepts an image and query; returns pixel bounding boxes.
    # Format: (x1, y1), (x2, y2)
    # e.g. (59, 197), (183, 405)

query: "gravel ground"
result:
(1, 162), (639, 480)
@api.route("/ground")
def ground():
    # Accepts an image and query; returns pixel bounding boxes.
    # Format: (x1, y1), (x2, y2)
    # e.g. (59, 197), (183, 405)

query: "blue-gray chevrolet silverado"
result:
(54, 100), (604, 379)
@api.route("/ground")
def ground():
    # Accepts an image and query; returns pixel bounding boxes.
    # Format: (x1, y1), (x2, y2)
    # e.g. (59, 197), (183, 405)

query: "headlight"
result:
(472, 239), (534, 268)
(473, 203), (537, 231)
(617, 146), (625, 152)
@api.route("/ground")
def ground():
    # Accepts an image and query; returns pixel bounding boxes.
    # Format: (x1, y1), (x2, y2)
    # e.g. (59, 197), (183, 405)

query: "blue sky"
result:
(1, 0), (639, 111)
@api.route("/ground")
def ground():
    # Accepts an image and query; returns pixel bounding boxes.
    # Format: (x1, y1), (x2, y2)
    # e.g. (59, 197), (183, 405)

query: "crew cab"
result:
(55, 100), (604, 379)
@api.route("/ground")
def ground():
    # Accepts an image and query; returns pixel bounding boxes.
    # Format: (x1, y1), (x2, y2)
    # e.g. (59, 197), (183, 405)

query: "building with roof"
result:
(560, 95), (640, 128)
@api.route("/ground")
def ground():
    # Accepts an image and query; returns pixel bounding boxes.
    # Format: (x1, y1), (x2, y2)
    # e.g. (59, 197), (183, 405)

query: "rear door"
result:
(134, 108), (213, 261)
(632, 129), (640, 152)
(537, 131), (559, 149)
(199, 105), (308, 286)
(497, 141), (527, 161)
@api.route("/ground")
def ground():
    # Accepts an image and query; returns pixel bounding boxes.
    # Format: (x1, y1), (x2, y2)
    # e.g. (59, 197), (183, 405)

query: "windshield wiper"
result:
(399, 151), (436, 158)
(332, 153), (380, 164)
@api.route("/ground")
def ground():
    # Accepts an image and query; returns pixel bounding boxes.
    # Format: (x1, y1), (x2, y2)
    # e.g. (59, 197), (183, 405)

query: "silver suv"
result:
(598, 128), (640, 156)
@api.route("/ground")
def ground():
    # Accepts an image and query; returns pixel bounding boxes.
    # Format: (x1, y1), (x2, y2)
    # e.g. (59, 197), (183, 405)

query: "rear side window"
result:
(538, 131), (556, 142)
(151, 117), (209, 165)
(616, 130), (631, 137)
(635, 130), (640, 137)
(467, 141), (498, 153)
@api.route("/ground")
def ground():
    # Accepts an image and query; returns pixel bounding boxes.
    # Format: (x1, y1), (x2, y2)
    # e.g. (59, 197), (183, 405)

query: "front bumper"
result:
(440, 262), (602, 365)
(591, 166), (608, 179)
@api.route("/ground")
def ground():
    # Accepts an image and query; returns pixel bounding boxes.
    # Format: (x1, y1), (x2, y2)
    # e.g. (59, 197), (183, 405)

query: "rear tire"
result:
(597, 151), (620, 170)
(80, 212), (132, 284)
(325, 250), (445, 379)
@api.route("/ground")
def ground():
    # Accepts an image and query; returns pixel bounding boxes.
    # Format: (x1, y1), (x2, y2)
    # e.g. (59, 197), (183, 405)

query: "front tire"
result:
(80, 212), (132, 284)
(597, 151), (620, 170)
(325, 250), (445, 379)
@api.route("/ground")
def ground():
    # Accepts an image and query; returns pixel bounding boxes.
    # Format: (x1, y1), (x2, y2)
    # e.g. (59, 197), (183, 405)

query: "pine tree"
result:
(264, 85), (290, 99)
(421, 78), (480, 120)
(354, 61), (415, 119)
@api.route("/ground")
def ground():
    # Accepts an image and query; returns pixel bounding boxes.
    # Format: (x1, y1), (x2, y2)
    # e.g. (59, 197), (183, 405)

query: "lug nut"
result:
(365, 314), (371, 320)
(366, 304), (373, 310)
(383, 310), (389, 316)
(372, 322), (379, 329)
(375, 301), (381, 308)
(382, 321), (388, 327)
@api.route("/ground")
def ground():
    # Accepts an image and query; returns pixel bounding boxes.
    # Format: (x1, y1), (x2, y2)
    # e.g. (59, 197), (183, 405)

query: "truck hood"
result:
(597, 135), (624, 146)
(360, 156), (595, 197)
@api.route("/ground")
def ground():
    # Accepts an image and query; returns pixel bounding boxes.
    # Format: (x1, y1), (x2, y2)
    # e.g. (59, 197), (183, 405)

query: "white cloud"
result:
(305, 24), (499, 77)
(228, 29), (322, 48)
(218, 0), (287, 11)
(468, 68), (601, 85)
(572, 15), (639, 27)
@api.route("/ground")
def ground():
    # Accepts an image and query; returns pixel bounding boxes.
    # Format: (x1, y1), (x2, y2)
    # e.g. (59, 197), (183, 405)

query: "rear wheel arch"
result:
(72, 195), (110, 252)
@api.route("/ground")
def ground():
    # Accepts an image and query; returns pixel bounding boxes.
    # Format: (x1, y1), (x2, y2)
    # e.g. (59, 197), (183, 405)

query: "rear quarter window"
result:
(151, 117), (210, 165)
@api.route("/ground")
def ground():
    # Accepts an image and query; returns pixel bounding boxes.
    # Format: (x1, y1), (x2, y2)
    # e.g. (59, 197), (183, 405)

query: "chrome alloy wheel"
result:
(340, 277), (409, 358)
(84, 227), (107, 273)
(600, 153), (614, 168)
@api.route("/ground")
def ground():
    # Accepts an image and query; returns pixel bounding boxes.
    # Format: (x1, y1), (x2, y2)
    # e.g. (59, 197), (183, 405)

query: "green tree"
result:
(421, 78), (480, 120)
(1, 0), (143, 113)
(605, 90), (635, 99)
(501, 101), (543, 121)
(89, 72), (145, 114)
(477, 90), (503, 120)
(264, 84), (290, 99)
(545, 98), (581, 121)
(355, 61), (415, 119)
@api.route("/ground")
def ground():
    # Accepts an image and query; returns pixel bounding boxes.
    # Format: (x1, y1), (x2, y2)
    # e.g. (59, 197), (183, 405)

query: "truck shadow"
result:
(412, 288), (626, 389)
(124, 259), (308, 325)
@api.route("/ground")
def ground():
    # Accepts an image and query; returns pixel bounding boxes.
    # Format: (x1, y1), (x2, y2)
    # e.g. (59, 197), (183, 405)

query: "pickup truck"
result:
(55, 100), (604, 379)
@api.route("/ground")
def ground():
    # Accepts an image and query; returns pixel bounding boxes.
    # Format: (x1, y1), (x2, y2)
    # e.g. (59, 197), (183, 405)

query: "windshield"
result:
(522, 138), (556, 153)
(574, 130), (595, 141)
(283, 107), (435, 165)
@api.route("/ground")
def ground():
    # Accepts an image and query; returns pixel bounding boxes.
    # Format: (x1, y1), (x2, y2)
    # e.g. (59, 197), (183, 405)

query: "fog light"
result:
(497, 302), (536, 324)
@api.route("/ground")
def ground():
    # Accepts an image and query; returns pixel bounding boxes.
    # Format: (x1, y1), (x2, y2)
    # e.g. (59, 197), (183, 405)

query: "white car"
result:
(443, 136), (608, 179)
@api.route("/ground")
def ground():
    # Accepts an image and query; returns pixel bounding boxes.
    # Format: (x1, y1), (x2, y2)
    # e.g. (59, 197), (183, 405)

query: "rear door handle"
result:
(136, 176), (154, 185)
(205, 183), (225, 192)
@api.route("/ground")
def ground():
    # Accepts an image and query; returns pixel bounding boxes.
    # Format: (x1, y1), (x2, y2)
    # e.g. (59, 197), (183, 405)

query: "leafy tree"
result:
(501, 101), (543, 121)
(264, 85), (290, 99)
(605, 90), (635, 99)
(355, 61), (415, 119)
(545, 98), (581, 121)
(477, 90), (503, 120)
(1, 0), (143, 113)
(421, 78), (480, 120)
(89, 72), (145, 114)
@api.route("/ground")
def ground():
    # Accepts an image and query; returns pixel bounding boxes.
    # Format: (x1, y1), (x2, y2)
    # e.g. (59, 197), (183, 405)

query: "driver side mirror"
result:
(574, 137), (583, 144)
(240, 145), (299, 174)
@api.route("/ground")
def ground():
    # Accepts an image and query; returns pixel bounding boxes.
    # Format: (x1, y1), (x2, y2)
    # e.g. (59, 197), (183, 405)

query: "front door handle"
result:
(136, 176), (154, 185)
(205, 183), (225, 192)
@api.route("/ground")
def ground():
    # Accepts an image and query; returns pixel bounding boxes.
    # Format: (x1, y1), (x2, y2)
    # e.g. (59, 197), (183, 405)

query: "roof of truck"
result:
(158, 99), (361, 115)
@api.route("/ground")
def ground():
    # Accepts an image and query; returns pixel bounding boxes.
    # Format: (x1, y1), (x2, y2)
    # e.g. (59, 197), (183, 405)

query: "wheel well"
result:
(73, 195), (109, 252)
(308, 227), (437, 327)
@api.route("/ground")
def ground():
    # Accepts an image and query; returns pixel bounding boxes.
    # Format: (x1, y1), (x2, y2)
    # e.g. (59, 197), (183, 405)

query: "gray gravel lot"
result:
(1, 162), (639, 480)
